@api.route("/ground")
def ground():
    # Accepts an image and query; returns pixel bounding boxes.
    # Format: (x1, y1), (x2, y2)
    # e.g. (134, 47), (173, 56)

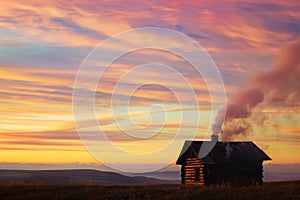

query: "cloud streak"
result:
(1, 0), (300, 164)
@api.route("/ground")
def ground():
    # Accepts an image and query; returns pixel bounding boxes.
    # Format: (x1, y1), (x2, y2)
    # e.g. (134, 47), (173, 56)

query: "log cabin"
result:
(176, 136), (271, 186)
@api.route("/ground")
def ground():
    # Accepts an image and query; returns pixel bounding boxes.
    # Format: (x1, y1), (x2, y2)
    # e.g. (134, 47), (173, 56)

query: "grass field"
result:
(0, 181), (299, 200)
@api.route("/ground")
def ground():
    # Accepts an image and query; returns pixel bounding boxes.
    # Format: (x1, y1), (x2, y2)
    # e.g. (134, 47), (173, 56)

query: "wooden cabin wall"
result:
(181, 158), (205, 185)
(204, 162), (263, 187)
(180, 156), (264, 187)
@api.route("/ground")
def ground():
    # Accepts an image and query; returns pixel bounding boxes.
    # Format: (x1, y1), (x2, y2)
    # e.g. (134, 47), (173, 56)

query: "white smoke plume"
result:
(213, 40), (300, 140)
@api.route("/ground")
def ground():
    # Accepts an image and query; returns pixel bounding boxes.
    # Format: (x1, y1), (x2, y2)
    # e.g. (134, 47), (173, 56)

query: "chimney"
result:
(211, 135), (219, 143)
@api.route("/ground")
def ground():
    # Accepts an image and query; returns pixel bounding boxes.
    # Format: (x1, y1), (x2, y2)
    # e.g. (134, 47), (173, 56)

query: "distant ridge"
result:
(125, 171), (180, 181)
(0, 169), (178, 184)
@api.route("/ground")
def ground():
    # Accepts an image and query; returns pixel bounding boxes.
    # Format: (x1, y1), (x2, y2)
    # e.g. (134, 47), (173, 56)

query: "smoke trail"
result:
(213, 40), (300, 140)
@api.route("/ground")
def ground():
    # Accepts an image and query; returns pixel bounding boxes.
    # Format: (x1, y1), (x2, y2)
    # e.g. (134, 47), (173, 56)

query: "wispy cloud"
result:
(1, 0), (300, 165)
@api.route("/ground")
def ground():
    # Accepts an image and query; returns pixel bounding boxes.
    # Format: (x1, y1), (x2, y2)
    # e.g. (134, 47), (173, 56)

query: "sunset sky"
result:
(1, 0), (300, 171)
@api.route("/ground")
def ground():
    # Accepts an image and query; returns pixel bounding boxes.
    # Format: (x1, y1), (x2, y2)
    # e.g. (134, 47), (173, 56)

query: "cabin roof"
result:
(176, 140), (271, 165)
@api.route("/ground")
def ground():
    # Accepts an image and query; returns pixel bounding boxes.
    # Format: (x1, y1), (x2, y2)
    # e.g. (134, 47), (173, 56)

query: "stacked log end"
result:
(181, 157), (205, 186)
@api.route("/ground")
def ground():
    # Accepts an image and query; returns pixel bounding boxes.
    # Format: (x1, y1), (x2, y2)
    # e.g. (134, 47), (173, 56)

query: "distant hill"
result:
(0, 169), (177, 184)
(1, 163), (299, 184)
(125, 171), (180, 181)
(264, 164), (300, 182)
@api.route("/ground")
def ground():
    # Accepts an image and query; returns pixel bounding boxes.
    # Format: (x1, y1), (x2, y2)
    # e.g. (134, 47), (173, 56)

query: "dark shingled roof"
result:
(176, 141), (271, 165)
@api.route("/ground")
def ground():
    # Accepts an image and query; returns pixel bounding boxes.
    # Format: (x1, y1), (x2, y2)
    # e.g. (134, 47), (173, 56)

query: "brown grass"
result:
(0, 181), (299, 200)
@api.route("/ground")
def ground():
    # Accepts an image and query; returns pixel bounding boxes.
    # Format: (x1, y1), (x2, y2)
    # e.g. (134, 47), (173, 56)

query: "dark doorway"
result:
(195, 168), (200, 181)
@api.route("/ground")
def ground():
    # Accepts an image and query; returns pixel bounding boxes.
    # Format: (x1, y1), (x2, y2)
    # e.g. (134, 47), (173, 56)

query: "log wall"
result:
(203, 163), (264, 186)
(181, 158), (264, 187)
(181, 158), (205, 185)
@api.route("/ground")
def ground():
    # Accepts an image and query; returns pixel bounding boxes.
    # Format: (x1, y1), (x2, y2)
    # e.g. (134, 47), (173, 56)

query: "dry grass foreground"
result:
(0, 181), (299, 200)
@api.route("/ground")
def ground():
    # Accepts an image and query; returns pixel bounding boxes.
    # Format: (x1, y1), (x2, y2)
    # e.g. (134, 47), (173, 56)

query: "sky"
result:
(1, 0), (300, 171)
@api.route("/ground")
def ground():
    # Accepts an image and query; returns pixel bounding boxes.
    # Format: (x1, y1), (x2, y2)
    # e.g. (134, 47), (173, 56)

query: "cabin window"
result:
(195, 168), (200, 181)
